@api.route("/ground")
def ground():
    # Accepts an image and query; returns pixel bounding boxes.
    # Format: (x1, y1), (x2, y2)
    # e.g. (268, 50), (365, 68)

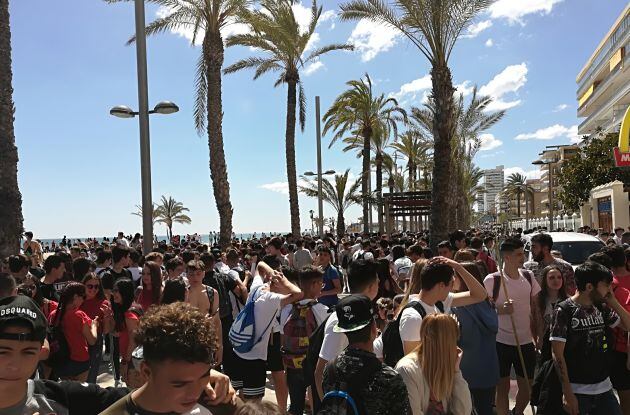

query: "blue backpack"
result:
(229, 285), (278, 354)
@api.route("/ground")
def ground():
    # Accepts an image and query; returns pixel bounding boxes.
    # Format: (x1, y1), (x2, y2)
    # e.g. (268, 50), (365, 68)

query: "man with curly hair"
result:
(102, 302), (240, 414)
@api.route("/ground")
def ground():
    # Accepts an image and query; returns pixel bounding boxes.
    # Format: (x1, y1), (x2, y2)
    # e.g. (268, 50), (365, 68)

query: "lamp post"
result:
(309, 210), (315, 234)
(110, 99), (179, 254)
(532, 157), (557, 231)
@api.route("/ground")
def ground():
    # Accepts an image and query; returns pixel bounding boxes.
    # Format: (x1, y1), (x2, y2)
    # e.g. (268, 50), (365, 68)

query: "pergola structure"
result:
(383, 191), (432, 234)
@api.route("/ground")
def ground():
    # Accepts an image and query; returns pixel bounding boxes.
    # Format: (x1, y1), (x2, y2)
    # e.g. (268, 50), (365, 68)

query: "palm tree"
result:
(339, 0), (492, 247)
(411, 86), (505, 229)
(0, 0), (23, 258)
(106, 0), (249, 249)
(131, 203), (160, 227)
(505, 173), (535, 228)
(323, 74), (406, 234)
(224, 0), (352, 237)
(155, 196), (192, 241)
(299, 169), (362, 239)
(341, 131), (393, 233)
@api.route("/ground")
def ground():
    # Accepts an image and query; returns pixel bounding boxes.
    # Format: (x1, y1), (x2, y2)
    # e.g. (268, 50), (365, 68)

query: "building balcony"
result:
(577, 10), (630, 96)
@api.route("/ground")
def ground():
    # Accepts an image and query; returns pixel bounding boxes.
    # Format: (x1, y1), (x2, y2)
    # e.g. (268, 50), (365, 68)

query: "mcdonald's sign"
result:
(614, 106), (630, 166)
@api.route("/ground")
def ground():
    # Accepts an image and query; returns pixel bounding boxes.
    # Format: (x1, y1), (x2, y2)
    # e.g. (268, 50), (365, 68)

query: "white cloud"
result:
(504, 167), (543, 181)
(489, 0), (564, 25)
(479, 63), (528, 111)
(455, 80), (474, 97)
(479, 133), (503, 151)
(320, 9), (337, 25)
(348, 19), (401, 62)
(259, 179), (308, 195)
(485, 38), (494, 47)
(515, 124), (578, 142)
(391, 75), (432, 105)
(553, 103), (568, 112)
(304, 60), (325, 76)
(463, 20), (493, 38)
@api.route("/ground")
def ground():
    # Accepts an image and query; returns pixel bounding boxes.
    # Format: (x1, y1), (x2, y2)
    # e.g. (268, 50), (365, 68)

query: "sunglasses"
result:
(86, 284), (99, 290)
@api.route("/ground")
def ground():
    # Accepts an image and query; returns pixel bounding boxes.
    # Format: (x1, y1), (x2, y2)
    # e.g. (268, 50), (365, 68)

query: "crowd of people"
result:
(0, 226), (629, 415)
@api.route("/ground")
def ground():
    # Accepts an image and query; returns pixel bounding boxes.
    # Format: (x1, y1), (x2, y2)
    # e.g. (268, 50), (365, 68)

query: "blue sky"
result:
(9, 0), (626, 238)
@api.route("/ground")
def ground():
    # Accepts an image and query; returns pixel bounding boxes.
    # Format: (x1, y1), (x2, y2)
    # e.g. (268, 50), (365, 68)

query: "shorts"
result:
(230, 354), (267, 398)
(496, 342), (536, 379)
(610, 351), (630, 391)
(55, 359), (91, 378)
(266, 332), (284, 372)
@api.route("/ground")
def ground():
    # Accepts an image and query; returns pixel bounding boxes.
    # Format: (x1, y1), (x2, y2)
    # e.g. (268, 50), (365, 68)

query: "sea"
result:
(35, 232), (287, 246)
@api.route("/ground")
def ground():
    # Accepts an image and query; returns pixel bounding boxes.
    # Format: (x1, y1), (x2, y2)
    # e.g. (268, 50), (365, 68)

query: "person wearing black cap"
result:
(0, 295), (238, 414)
(320, 294), (411, 415)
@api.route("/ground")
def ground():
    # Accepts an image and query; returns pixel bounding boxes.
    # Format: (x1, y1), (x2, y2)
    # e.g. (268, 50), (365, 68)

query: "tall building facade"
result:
(577, 5), (630, 138)
(482, 165), (504, 214)
(534, 145), (579, 215)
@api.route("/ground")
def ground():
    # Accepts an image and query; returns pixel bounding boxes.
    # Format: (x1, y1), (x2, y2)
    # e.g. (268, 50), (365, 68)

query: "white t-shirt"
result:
(318, 312), (348, 362)
(483, 270), (541, 346)
(128, 266), (142, 283)
(352, 250), (374, 261)
(233, 283), (283, 361)
(399, 293), (455, 342)
(280, 299), (329, 333)
(373, 334), (384, 359)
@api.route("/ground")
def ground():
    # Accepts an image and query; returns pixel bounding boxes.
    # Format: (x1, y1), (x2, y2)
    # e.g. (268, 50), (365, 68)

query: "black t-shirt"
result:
(550, 298), (620, 385)
(101, 268), (133, 291)
(40, 282), (59, 302)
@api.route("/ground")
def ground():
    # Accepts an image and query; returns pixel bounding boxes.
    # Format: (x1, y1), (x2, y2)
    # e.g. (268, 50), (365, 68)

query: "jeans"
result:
(87, 335), (103, 384)
(576, 390), (622, 415)
(287, 368), (307, 415)
(470, 387), (495, 415)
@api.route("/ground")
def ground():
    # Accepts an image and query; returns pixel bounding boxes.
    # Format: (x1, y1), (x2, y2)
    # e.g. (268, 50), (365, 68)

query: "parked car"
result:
(523, 232), (605, 267)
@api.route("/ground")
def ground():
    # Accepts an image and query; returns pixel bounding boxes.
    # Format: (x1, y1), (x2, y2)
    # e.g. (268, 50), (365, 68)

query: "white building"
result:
(482, 165), (504, 214)
(577, 4), (630, 138)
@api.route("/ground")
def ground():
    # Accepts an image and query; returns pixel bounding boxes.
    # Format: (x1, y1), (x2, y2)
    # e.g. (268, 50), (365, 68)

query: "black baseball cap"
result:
(333, 294), (375, 333)
(0, 295), (48, 342)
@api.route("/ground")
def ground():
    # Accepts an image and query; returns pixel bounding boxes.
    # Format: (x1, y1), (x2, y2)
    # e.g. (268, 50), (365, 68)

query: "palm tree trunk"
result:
(204, 31), (233, 249)
(525, 191), (530, 229)
(285, 79), (301, 236)
(0, 0), (23, 258)
(516, 192), (521, 217)
(429, 64), (455, 250)
(376, 154), (384, 234)
(337, 208), (345, 240)
(361, 130), (371, 234)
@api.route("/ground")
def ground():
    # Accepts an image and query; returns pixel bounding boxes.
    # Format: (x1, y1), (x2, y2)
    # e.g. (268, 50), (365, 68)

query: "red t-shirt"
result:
(80, 298), (110, 334)
(137, 288), (157, 312)
(41, 300), (58, 321)
(49, 308), (92, 362)
(613, 274), (630, 353)
(118, 311), (139, 361)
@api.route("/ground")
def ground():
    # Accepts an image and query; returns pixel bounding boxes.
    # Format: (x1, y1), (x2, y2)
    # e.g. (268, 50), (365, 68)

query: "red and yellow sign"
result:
(614, 105), (630, 166)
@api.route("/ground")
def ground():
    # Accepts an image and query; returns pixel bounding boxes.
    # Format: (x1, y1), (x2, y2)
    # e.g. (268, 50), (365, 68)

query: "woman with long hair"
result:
(111, 278), (140, 386)
(451, 262), (499, 415)
(48, 282), (99, 381)
(80, 273), (113, 383)
(136, 261), (162, 311)
(395, 314), (472, 415)
(533, 265), (567, 350)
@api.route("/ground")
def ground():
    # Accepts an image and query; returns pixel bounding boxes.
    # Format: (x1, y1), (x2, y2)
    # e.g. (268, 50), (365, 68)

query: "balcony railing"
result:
(578, 11), (630, 95)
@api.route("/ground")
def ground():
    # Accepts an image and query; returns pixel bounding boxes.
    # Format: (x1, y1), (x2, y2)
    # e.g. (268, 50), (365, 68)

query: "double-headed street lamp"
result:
(532, 156), (558, 231)
(304, 170), (336, 237)
(110, 101), (179, 254)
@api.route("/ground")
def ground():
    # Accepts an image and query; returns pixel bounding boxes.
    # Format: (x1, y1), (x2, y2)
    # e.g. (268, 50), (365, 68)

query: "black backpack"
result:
(47, 317), (70, 369)
(317, 356), (382, 415)
(303, 312), (333, 388)
(381, 300), (444, 367)
(203, 270), (233, 320)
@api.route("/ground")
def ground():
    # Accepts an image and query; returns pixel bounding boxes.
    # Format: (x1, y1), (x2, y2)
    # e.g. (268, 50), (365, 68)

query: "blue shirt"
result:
(453, 301), (500, 389)
(319, 265), (340, 307)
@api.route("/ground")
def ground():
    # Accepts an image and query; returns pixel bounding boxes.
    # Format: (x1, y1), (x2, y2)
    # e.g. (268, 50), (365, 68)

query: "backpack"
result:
(205, 285), (217, 317)
(381, 300), (444, 368)
(47, 315), (70, 368)
(229, 286), (278, 354)
(281, 301), (319, 369)
(204, 270), (233, 320)
(303, 312), (333, 387)
(318, 356), (382, 415)
(491, 270), (533, 303)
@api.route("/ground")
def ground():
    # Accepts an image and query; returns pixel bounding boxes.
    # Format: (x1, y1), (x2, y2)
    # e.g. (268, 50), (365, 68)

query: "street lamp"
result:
(110, 101), (180, 118)
(533, 157), (558, 231)
(309, 210), (315, 234)
(303, 169), (336, 237)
